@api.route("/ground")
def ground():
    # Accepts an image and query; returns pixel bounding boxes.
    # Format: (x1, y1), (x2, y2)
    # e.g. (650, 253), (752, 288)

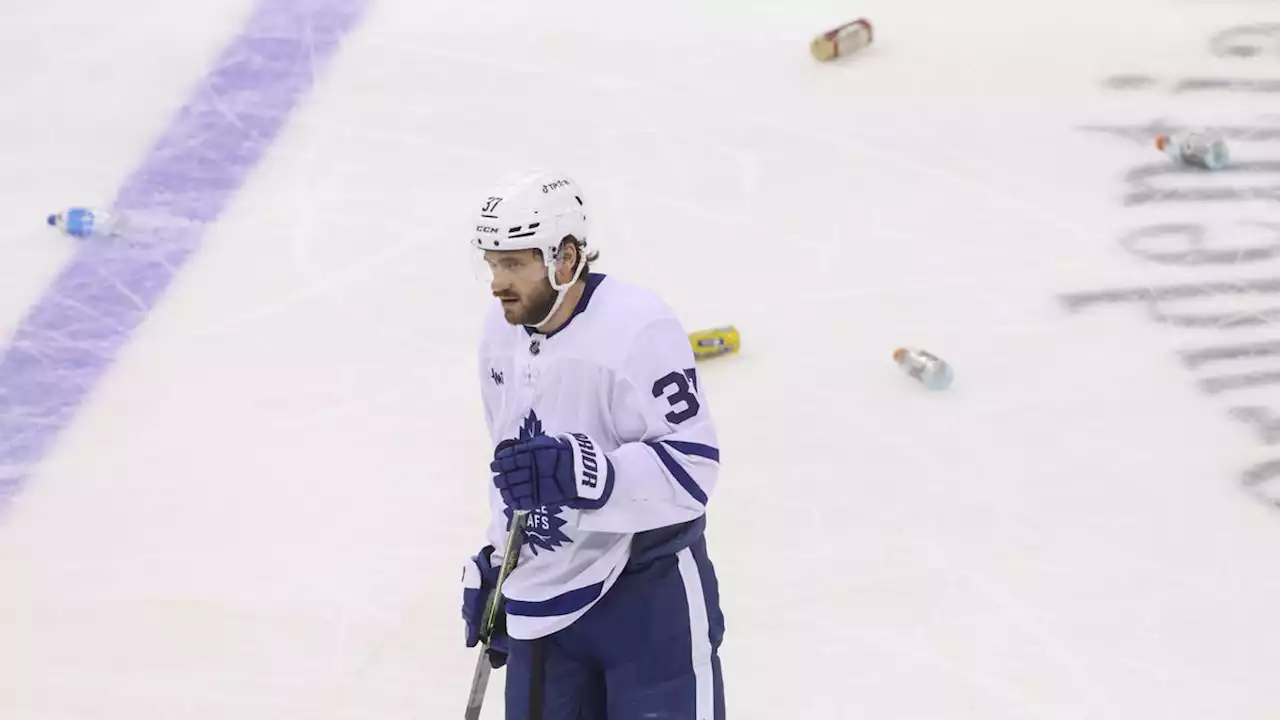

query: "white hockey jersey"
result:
(476, 273), (720, 640)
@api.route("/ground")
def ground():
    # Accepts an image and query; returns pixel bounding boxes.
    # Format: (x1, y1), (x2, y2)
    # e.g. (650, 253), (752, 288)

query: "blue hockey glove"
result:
(490, 433), (615, 512)
(461, 545), (509, 668)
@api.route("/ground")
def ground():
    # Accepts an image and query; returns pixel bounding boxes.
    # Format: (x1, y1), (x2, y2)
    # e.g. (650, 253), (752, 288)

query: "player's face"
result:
(486, 249), (556, 325)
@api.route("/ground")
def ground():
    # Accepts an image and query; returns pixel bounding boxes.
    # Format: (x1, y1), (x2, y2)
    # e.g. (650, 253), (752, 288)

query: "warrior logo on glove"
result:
(570, 433), (601, 488)
(499, 410), (572, 555)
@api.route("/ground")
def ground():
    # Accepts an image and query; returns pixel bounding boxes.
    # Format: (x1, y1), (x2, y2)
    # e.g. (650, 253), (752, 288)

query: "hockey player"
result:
(461, 169), (726, 719)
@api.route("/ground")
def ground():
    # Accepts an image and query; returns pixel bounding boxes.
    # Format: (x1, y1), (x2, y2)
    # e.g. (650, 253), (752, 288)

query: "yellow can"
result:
(688, 325), (741, 361)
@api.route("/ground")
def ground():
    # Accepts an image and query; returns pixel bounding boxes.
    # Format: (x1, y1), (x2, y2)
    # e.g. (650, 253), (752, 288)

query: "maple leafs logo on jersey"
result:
(503, 409), (572, 555)
(519, 411), (543, 442)
(506, 504), (571, 556)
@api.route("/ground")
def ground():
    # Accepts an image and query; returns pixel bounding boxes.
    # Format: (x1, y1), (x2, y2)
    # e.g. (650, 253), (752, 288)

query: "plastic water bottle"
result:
(1155, 131), (1229, 170)
(810, 17), (874, 62)
(894, 347), (953, 390)
(47, 207), (117, 239)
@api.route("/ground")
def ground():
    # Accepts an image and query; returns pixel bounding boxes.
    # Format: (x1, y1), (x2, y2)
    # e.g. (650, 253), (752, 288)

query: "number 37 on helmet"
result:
(469, 170), (591, 287)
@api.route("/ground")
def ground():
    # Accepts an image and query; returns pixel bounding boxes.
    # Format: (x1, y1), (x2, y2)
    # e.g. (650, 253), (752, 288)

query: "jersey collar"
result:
(524, 273), (607, 339)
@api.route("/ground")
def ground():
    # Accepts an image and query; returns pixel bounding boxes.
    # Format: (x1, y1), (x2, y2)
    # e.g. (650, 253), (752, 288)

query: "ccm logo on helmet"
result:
(476, 225), (499, 233)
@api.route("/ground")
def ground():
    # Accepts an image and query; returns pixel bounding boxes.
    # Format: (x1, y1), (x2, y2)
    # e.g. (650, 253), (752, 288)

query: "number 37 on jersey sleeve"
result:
(578, 318), (721, 535)
(652, 367), (701, 425)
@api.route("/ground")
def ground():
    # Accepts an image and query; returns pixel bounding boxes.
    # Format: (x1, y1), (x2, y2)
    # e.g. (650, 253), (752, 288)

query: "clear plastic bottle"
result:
(893, 347), (953, 390)
(1155, 132), (1229, 170)
(810, 18), (874, 62)
(47, 207), (117, 239)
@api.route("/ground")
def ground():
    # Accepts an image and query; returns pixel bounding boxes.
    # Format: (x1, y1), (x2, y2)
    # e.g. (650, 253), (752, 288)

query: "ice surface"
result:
(3, 0), (1280, 718)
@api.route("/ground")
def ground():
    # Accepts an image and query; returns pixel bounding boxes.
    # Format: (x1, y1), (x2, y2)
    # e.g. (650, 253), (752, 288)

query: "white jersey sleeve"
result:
(579, 314), (720, 534)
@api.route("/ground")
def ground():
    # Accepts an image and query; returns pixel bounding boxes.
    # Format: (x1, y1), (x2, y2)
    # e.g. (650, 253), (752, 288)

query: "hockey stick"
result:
(464, 505), (530, 719)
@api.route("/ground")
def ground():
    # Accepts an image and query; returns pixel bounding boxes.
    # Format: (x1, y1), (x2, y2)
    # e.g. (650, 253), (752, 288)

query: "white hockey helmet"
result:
(470, 170), (591, 328)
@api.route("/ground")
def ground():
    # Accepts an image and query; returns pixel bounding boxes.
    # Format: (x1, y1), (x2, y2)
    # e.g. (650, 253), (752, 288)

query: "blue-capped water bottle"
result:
(1155, 131), (1229, 170)
(894, 347), (953, 390)
(47, 207), (117, 239)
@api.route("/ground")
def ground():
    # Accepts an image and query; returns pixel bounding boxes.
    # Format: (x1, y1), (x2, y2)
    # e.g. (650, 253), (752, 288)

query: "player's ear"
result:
(555, 238), (579, 284)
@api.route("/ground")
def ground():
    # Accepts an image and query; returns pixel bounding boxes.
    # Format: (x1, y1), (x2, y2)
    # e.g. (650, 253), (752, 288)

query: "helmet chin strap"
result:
(527, 256), (587, 330)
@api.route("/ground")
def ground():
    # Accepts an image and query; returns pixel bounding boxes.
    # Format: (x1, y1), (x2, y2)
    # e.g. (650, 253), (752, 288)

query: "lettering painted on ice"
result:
(1064, 21), (1280, 509)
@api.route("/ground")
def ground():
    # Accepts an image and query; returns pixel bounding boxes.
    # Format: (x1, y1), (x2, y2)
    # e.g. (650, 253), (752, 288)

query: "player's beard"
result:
(503, 279), (558, 327)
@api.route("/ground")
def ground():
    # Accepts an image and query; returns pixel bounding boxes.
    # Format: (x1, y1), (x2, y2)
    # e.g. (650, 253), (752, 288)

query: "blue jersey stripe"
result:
(505, 579), (606, 618)
(647, 441), (710, 506)
(664, 440), (719, 463)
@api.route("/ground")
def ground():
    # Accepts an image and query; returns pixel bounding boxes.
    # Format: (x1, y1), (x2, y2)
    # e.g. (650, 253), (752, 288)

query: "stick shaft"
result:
(463, 509), (529, 718)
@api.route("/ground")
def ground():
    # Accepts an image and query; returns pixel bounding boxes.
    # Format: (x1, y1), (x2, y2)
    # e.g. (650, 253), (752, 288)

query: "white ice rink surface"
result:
(4, 0), (1280, 717)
